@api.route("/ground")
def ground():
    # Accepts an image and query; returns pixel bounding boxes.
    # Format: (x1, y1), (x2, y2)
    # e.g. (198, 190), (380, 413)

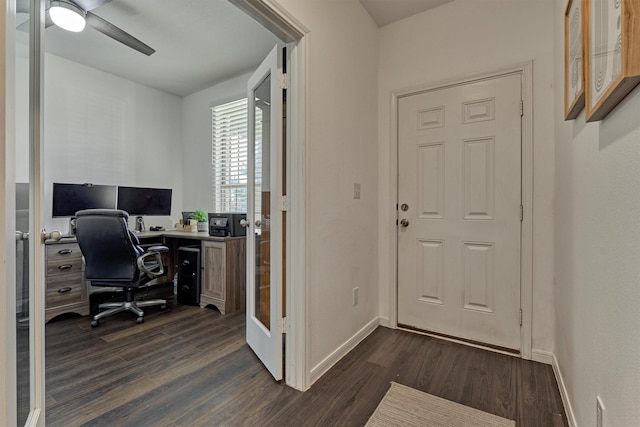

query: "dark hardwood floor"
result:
(46, 298), (567, 426)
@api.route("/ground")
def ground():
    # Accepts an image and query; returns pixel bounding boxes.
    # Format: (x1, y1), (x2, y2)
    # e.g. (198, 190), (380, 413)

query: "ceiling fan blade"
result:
(85, 11), (155, 56)
(72, 0), (112, 13)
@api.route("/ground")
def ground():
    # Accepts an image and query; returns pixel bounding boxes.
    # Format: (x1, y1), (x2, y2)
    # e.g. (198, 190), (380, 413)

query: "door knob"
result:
(240, 219), (250, 228)
(42, 229), (62, 242)
(255, 219), (262, 228)
(400, 219), (409, 228)
(16, 231), (29, 241)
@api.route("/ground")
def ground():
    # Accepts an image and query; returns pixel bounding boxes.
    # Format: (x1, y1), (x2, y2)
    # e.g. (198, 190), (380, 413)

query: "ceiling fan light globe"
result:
(50, 1), (86, 32)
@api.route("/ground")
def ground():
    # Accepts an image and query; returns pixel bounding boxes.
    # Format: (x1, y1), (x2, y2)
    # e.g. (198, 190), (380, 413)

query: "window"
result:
(211, 98), (262, 216)
(211, 99), (249, 213)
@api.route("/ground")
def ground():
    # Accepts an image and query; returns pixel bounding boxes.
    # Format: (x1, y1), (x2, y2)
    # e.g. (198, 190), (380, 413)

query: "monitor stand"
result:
(135, 216), (145, 232)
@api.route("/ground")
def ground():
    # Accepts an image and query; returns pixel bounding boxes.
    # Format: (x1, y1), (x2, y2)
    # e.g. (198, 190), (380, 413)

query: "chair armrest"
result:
(137, 251), (165, 277)
(148, 245), (169, 253)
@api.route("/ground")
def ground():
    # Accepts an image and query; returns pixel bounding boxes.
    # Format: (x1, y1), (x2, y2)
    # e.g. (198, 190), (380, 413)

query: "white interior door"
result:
(246, 45), (284, 380)
(2, 0), (47, 425)
(397, 73), (523, 351)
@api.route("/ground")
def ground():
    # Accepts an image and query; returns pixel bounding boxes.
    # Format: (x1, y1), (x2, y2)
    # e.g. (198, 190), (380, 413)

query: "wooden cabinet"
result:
(45, 241), (89, 322)
(200, 238), (246, 314)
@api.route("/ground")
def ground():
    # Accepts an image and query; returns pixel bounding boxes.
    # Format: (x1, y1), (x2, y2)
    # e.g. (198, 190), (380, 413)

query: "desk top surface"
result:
(49, 230), (242, 244)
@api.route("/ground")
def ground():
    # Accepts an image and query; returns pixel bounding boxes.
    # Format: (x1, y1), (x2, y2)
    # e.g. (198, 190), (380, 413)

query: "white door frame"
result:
(1, 0), (47, 424)
(230, 0), (310, 390)
(388, 62), (534, 359)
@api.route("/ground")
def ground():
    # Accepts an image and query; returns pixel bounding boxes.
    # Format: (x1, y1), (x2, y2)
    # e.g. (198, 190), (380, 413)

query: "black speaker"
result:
(135, 216), (145, 232)
(177, 246), (200, 305)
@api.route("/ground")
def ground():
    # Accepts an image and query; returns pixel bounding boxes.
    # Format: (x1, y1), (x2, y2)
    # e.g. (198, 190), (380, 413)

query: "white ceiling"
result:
(359, 0), (453, 27)
(39, 0), (281, 97)
(25, 0), (452, 97)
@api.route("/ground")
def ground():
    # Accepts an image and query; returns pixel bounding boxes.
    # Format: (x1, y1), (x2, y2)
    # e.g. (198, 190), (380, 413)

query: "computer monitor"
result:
(52, 183), (117, 217)
(117, 186), (172, 216)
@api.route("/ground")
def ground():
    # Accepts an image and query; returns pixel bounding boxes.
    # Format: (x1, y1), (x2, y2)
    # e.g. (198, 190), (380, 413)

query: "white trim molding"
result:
(531, 348), (554, 365)
(230, 0), (310, 392)
(546, 351), (578, 427)
(309, 317), (379, 385)
(378, 316), (391, 328)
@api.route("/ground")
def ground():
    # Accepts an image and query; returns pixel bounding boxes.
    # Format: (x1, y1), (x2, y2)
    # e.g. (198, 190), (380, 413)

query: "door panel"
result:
(246, 45), (284, 381)
(4, 0), (46, 425)
(397, 74), (522, 351)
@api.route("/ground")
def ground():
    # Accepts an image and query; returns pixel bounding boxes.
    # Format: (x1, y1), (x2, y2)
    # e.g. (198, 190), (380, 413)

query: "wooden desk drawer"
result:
(46, 258), (83, 277)
(46, 272), (84, 307)
(46, 243), (81, 262)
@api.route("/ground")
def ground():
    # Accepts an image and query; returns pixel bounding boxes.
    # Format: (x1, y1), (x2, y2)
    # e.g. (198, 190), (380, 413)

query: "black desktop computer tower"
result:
(177, 246), (201, 305)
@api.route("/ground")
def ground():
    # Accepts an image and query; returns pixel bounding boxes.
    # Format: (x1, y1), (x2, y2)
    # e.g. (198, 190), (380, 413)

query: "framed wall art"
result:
(565, 0), (585, 120)
(584, 0), (640, 122)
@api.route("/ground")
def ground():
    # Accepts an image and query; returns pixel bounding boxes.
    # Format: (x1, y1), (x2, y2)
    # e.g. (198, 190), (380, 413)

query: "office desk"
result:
(45, 230), (246, 321)
(135, 230), (246, 315)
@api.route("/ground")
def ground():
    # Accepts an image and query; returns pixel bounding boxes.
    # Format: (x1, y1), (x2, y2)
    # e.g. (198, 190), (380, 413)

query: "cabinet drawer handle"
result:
(57, 287), (72, 293)
(58, 249), (73, 255)
(58, 264), (73, 270)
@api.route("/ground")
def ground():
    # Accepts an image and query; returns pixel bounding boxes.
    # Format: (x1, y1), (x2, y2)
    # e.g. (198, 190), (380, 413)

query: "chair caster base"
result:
(91, 319), (100, 328)
(136, 316), (144, 324)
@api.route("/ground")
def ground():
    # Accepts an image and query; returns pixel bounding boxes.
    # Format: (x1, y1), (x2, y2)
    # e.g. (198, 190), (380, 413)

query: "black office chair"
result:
(75, 209), (168, 327)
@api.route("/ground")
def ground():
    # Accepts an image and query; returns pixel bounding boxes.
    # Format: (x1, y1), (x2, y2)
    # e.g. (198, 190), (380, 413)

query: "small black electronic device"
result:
(149, 226), (165, 231)
(208, 213), (247, 237)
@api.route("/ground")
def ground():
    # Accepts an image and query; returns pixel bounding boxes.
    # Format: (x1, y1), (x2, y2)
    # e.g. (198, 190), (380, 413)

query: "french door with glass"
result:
(245, 45), (285, 381)
(2, 0), (47, 425)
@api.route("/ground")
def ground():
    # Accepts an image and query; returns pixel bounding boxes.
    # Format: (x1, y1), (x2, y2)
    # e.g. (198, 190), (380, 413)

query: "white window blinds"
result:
(211, 99), (249, 213)
(211, 98), (262, 213)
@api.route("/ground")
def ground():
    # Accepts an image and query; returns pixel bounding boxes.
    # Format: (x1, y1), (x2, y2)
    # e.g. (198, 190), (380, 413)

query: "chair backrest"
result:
(75, 209), (143, 282)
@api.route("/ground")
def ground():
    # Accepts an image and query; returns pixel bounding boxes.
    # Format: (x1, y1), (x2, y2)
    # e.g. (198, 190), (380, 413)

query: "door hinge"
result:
(279, 73), (288, 90)
(519, 100), (524, 117)
(520, 205), (523, 222)
(280, 195), (289, 212)
(279, 317), (288, 333)
(519, 309), (523, 326)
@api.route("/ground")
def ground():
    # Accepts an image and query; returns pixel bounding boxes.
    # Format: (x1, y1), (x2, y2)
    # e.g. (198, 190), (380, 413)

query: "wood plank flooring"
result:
(46, 299), (567, 426)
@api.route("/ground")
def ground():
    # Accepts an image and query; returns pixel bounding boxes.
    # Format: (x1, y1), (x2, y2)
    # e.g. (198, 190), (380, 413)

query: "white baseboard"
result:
(309, 316), (379, 385)
(531, 348), (554, 365)
(545, 351), (577, 427)
(378, 316), (390, 328)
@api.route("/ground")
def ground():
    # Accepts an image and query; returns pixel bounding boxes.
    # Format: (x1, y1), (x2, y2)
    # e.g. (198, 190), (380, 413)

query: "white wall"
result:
(276, 0), (380, 377)
(43, 54), (183, 232)
(180, 72), (251, 211)
(377, 0), (556, 355)
(552, 1), (640, 425)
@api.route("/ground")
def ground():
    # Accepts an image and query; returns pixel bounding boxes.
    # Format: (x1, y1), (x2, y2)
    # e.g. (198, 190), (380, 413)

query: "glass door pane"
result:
(15, 1), (32, 423)
(253, 74), (271, 330)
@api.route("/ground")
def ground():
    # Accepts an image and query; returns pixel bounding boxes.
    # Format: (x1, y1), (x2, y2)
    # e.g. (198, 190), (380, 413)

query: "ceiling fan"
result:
(16, 0), (155, 56)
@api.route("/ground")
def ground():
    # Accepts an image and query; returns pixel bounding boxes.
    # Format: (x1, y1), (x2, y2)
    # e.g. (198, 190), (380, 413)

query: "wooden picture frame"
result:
(584, 0), (640, 122)
(565, 0), (586, 120)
